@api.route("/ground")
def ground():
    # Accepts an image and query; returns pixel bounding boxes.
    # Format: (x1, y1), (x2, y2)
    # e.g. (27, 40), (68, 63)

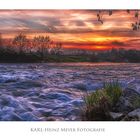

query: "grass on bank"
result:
(82, 80), (123, 121)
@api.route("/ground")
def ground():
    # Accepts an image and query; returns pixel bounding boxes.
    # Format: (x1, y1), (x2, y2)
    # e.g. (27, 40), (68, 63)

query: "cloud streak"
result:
(0, 10), (140, 50)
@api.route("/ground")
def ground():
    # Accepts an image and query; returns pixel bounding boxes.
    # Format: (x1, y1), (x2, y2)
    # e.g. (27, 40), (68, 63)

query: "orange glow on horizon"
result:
(1, 33), (139, 51)
(94, 46), (109, 50)
(63, 44), (113, 51)
(0, 10), (140, 50)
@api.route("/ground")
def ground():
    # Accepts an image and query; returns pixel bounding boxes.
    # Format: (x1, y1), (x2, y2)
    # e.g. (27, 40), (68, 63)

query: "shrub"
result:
(82, 80), (122, 121)
(82, 90), (111, 120)
(104, 80), (123, 106)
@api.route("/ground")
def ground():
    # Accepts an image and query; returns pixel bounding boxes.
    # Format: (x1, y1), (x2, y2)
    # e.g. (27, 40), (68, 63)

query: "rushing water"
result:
(0, 63), (140, 121)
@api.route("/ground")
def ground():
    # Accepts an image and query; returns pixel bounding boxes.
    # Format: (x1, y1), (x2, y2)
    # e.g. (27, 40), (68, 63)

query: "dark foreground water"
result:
(0, 63), (140, 121)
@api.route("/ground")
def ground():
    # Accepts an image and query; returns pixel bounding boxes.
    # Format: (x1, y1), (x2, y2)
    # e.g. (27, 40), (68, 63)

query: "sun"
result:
(94, 46), (108, 50)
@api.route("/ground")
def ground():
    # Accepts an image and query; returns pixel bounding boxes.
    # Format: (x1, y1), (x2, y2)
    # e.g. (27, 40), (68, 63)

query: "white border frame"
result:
(0, 0), (139, 9)
(0, 1), (140, 140)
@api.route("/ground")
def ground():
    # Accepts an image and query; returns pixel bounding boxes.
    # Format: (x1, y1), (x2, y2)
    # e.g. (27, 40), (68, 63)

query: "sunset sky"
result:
(0, 10), (140, 50)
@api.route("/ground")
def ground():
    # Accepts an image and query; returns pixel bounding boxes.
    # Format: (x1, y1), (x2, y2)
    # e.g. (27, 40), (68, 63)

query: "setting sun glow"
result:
(0, 10), (140, 50)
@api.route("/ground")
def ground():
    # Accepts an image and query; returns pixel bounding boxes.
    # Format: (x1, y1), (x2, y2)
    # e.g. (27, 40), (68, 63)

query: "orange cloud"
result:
(0, 10), (140, 50)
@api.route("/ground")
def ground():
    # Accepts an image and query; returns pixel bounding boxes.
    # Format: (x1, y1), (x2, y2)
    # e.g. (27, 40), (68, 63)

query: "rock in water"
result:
(127, 108), (140, 120)
(115, 88), (140, 113)
(127, 79), (140, 93)
(109, 112), (124, 120)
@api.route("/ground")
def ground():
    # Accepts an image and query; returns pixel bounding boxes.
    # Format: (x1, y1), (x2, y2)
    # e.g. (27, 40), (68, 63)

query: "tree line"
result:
(0, 33), (139, 62)
(90, 48), (140, 63)
(0, 33), (62, 62)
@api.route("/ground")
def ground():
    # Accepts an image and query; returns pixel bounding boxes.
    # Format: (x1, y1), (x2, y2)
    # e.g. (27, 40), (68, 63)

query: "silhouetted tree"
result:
(0, 33), (3, 47)
(50, 42), (62, 55)
(96, 10), (140, 30)
(33, 36), (51, 58)
(12, 33), (28, 53)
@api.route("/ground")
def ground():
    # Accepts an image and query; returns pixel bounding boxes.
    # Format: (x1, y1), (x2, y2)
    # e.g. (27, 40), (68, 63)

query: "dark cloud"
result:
(111, 41), (126, 46)
(60, 41), (125, 47)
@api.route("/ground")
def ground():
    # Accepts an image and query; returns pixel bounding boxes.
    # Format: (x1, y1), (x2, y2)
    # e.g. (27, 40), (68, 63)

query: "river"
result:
(0, 63), (140, 121)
